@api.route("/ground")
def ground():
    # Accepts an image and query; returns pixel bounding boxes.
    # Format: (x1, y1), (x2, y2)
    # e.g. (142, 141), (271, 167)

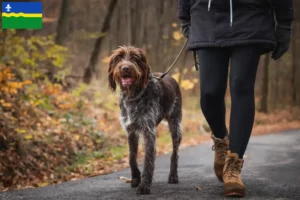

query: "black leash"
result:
(152, 39), (199, 80)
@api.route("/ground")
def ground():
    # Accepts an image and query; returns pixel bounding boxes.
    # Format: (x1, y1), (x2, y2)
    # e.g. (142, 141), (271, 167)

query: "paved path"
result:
(2, 130), (300, 200)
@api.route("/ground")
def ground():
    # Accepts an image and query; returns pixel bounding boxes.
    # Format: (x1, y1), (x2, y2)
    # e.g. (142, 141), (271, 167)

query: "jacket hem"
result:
(187, 40), (276, 54)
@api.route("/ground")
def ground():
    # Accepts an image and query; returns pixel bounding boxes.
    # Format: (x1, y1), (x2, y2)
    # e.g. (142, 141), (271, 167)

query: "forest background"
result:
(0, 0), (300, 191)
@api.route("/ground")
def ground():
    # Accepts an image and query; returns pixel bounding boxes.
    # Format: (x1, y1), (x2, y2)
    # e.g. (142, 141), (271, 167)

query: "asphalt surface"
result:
(2, 130), (300, 200)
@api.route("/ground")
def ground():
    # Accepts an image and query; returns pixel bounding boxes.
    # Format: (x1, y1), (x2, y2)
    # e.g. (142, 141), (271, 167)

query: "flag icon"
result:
(2, 2), (42, 29)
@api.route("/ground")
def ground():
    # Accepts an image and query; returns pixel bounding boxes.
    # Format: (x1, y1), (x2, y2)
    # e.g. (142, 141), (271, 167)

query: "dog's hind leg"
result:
(167, 106), (182, 184)
(128, 133), (141, 188)
(136, 128), (156, 195)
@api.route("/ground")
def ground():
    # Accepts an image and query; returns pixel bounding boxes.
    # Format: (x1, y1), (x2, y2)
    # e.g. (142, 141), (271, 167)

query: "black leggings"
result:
(197, 45), (261, 158)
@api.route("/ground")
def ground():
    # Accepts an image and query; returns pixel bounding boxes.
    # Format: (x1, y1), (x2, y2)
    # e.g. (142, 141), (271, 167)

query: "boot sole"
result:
(224, 191), (245, 197)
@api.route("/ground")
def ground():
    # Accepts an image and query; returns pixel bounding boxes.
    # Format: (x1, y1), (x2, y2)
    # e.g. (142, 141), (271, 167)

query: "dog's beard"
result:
(120, 79), (143, 98)
(115, 70), (143, 98)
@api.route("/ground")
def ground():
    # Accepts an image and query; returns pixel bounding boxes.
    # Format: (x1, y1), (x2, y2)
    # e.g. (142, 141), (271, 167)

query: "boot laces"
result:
(224, 158), (240, 180)
(212, 140), (228, 160)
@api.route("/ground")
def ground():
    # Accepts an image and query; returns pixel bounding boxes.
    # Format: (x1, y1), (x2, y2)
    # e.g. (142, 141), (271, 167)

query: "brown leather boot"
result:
(211, 134), (229, 182)
(223, 151), (245, 197)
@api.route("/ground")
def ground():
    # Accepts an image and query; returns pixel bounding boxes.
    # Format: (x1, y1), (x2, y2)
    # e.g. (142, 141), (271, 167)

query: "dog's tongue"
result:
(121, 77), (133, 85)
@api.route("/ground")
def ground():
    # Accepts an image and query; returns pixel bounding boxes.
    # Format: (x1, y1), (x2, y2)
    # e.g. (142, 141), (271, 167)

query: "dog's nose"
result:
(121, 66), (130, 72)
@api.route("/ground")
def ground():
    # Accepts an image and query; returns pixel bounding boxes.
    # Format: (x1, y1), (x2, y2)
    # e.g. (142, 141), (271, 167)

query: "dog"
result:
(108, 46), (182, 195)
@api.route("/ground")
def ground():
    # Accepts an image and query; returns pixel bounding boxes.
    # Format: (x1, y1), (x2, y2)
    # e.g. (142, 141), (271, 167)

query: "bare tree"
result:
(259, 54), (270, 113)
(55, 0), (72, 45)
(292, 22), (297, 106)
(0, 30), (8, 58)
(83, 0), (118, 84)
(292, 4), (300, 106)
(127, 0), (133, 45)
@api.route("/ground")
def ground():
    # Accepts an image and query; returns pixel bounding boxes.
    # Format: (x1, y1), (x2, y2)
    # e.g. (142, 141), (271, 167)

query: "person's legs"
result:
(223, 45), (261, 197)
(229, 45), (262, 158)
(197, 48), (230, 139)
(197, 48), (231, 182)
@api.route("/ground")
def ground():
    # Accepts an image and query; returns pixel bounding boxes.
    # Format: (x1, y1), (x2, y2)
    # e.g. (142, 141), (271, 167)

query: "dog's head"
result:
(108, 46), (150, 92)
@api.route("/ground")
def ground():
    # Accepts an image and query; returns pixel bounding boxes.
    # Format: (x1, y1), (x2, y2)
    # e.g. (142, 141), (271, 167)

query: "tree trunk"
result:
(295, 0), (300, 106)
(0, 30), (7, 58)
(259, 54), (270, 113)
(127, 0), (132, 45)
(115, 3), (122, 49)
(55, 0), (71, 45)
(153, 1), (164, 72)
(274, 59), (280, 110)
(139, 0), (146, 48)
(83, 0), (118, 84)
(292, 22), (297, 106)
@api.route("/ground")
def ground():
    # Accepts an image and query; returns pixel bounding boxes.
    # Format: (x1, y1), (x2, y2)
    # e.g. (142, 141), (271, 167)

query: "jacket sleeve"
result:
(272, 0), (294, 26)
(177, 0), (191, 21)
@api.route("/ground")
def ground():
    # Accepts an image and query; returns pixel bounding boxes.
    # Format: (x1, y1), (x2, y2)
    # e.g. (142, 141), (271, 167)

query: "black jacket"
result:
(178, 0), (294, 53)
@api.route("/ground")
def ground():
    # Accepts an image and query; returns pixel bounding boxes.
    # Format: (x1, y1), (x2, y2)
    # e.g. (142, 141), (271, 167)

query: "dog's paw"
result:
(131, 177), (141, 188)
(136, 184), (150, 195)
(168, 174), (179, 184)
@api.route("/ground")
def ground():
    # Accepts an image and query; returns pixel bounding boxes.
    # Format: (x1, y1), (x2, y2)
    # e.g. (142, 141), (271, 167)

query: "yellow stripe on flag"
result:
(2, 13), (42, 18)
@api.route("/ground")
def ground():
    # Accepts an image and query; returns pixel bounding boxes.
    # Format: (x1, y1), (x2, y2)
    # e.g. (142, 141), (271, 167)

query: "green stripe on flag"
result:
(2, 17), (42, 29)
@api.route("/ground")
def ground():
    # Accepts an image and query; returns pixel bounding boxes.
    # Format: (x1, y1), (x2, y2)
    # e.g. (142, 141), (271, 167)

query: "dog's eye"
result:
(115, 55), (122, 60)
(130, 55), (140, 62)
(113, 54), (124, 61)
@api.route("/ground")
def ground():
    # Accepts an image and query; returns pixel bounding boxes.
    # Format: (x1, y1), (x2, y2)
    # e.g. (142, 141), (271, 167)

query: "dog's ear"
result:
(136, 48), (150, 88)
(141, 62), (150, 88)
(136, 48), (148, 64)
(108, 55), (117, 92)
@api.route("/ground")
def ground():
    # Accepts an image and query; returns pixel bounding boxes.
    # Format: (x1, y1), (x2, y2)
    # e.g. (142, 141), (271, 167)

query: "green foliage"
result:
(110, 146), (127, 160)
(0, 63), (109, 190)
(72, 83), (88, 97)
(0, 29), (70, 81)
(0, 30), (112, 190)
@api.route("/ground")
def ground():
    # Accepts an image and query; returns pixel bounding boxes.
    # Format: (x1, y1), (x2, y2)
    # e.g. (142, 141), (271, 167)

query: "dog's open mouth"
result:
(121, 75), (133, 86)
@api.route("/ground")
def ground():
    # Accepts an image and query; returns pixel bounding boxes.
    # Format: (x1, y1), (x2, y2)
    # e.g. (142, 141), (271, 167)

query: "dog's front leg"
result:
(127, 132), (141, 188)
(136, 128), (156, 195)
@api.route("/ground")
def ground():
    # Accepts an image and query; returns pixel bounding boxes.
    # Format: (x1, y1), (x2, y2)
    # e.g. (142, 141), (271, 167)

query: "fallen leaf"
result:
(24, 134), (33, 140)
(2, 102), (12, 107)
(119, 176), (128, 180)
(196, 186), (202, 191)
(59, 118), (67, 122)
(23, 80), (32, 85)
(73, 134), (80, 141)
(15, 129), (27, 134)
(119, 176), (132, 183)
(39, 182), (48, 187)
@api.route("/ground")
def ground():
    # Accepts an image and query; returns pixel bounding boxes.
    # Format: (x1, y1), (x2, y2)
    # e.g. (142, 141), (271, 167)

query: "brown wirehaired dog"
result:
(108, 46), (182, 195)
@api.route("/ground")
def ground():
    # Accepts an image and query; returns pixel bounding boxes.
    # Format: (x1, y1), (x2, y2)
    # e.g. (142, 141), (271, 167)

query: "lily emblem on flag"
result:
(1, 2), (43, 29)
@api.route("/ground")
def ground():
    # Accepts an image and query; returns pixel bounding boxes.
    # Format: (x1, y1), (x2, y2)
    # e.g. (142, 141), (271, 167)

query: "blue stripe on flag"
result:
(2, 2), (42, 14)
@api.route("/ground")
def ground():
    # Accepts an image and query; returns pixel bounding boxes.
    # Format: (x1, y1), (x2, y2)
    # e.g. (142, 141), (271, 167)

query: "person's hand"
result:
(180, 20), (190, 39)
(272, 24), (292, 60)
